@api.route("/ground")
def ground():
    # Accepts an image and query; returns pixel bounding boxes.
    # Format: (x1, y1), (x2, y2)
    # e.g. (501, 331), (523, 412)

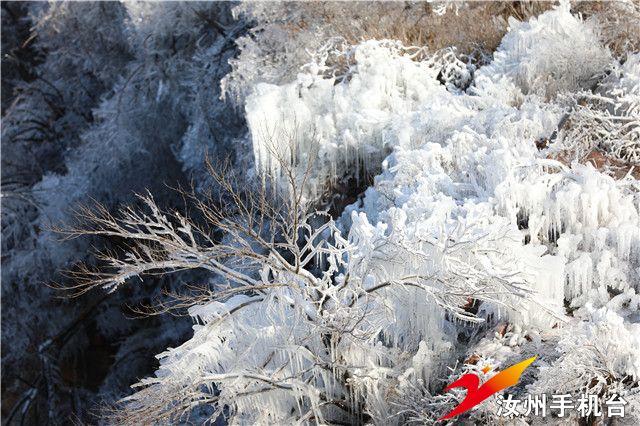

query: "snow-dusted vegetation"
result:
(2, 1), (639, 424)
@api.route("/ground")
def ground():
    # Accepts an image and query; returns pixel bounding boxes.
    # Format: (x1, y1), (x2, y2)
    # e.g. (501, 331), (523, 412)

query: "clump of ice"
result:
(245, 40), (450, 193)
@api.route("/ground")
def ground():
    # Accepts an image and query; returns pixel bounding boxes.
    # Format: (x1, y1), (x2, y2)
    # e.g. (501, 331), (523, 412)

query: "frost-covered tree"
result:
(67, 153), (536, 424)
(551, 53), (640, 168)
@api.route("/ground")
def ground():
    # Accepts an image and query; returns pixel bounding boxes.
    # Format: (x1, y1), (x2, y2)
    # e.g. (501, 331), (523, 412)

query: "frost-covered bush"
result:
(526, 302), (640, 424)
(472, 2), (611, 101)
(577, 0), (640, 60)
(533, 305), (640, 398)
(245, 40), (472, 198)
(71, 162), (533, 424)
(551, 53), (640, 165)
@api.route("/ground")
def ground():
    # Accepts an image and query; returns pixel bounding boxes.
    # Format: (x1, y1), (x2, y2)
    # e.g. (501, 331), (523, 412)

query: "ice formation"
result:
(125, 3), (639, 423)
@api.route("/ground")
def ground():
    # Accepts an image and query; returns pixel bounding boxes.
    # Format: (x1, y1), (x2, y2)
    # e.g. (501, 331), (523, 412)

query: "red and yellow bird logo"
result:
(439, 356), (537, 421)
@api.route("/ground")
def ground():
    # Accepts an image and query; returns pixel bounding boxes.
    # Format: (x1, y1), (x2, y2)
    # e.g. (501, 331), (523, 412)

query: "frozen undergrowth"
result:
(119, 2), (639, 424)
